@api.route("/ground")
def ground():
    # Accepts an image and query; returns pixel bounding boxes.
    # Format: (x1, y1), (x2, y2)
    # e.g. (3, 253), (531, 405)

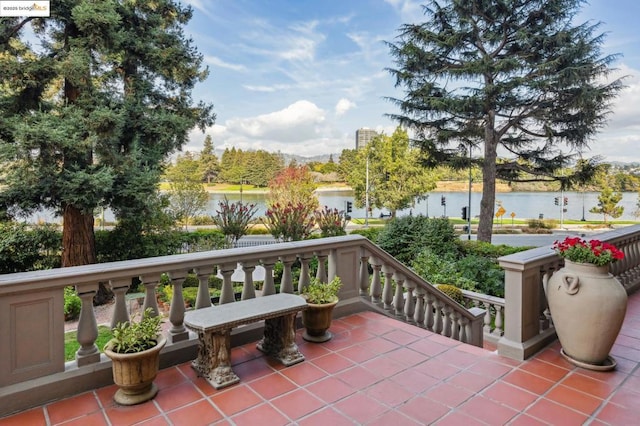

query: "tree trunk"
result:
(62, 205), (96, 267)
(61, 205), (112, 304)
(477, 113), (498, 243)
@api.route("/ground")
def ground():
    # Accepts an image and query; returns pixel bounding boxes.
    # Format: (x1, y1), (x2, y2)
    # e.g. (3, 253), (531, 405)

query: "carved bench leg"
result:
(192, 329), (239, 389)
(257, 313), (305, 366)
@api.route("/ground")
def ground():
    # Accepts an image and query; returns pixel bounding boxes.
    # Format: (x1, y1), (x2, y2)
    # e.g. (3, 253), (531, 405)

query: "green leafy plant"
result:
(104, 308), (162, 354)
(300, 277), (342, 304)
(262, 202), (316, 242)
(553, 236), (624, 266)
(64, 287), (81, 321)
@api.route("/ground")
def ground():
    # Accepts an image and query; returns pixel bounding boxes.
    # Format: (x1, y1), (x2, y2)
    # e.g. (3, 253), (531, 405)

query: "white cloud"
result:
(204, 55), (247, 72)
(383, 0), (424, 23)
(335, 98), (356, 116)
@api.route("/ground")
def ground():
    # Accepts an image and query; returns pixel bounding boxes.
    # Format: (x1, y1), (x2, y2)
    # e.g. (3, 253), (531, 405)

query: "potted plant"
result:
(104, 308), (166, 405)
(300, 276), (342, 342)
(547, 237), (626, 370)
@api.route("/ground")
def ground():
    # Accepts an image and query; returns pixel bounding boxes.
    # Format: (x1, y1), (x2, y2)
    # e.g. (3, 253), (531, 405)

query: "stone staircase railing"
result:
(0, 234), (483, 417)
(497, 225), (640, 361)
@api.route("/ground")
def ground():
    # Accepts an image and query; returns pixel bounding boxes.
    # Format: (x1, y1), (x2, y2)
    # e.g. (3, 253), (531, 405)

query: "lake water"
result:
(27, 190), (640, 224)
(215, 190), (639, 222)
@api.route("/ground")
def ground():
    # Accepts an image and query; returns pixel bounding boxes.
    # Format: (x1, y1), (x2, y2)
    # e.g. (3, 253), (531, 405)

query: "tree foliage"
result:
(344, 127), (437, 217)
(386, 0), (623, 242)
(199, 135), (220, 184)
(164, 153), (209, 228)
(218, 148), (284, 187)
(0, 0), (214, 267)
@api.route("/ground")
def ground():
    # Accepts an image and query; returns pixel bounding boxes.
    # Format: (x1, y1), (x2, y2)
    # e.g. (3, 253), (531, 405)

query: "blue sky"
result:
(183, 0), (640, 163)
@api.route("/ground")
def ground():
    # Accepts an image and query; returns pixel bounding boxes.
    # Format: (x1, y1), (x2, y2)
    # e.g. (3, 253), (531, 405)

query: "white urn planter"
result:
(546, 260), (627, 371)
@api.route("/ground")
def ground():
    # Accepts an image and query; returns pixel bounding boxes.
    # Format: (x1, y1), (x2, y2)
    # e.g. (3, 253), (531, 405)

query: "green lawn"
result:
(64, 326), (113, 362)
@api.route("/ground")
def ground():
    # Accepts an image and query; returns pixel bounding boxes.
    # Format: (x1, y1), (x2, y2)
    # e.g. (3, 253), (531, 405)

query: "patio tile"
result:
(397, 396), (450, 424)
(559, 371), (617, 399)
(420, 382), (474, 408)
(311, 352), (355, 374)
(154, 381), (204, 412)
(249, 372), (297, 399)
(334, 365), (380, 388)
(447, 370), (496, 393)
(382, 329), (422, 345)
(166, 400), (223, 426)
(482, 381), (538, 411)
(333, 392), (389, 424)
(502, 369), (555, 394)
(46, 391), (101, 424)
(523, 398), (589, 425)
(367, 409), (421, 425)
(270, 388), (325, 420)
(430, 410), (483, 426)
(389, 368), (440, 394)
(230, 402), (290, 426)
(519, 358), (571, 382)
(0, 408), (46, 426)
(544, 384), (603, 415)
(457, 395), (520, 424)
(209, 385), (262, 416)
(364, 379), (415, 407)
(154, 366), (188, 389)
(305, 376), (356, 403)
(103, 399), (161, 425)
(278, 362), (326, 386)
(297, 407), (355, 426)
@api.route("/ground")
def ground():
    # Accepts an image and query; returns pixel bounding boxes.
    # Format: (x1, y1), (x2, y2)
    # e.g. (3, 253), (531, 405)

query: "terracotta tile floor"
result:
(2, 291), (640, 426)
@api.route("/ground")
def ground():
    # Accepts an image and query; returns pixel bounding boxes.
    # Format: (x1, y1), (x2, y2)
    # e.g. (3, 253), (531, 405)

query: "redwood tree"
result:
(0, 1), (214, 272)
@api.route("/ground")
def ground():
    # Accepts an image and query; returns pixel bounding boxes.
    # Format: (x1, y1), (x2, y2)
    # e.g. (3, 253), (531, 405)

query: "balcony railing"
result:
(0, 234), (484, 417)
(497, 225), (640, 361)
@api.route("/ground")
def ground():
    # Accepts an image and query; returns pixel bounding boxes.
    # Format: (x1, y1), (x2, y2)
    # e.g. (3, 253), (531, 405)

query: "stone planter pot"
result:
(546, 260), (627, 370)
(104, 335), (167, 405)
(302, 300), (338, 343)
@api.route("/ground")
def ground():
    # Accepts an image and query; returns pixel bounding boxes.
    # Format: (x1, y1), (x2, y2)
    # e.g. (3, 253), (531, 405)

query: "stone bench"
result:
(184, 293), (308, 389)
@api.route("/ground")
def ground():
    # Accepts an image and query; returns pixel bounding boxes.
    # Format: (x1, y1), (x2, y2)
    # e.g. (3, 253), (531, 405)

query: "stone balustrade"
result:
(0, 234), (483, 417)
(461, 289), (505, 344)
(497, 225), (640, 361)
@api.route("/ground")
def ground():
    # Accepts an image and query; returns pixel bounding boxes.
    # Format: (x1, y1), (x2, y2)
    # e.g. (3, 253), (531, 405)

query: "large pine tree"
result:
(386, 0), (622, 242)
(0, 1), (214, 269)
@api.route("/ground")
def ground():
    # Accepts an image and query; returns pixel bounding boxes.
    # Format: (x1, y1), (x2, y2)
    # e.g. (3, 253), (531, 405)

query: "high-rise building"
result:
(355, 128), (378, 149)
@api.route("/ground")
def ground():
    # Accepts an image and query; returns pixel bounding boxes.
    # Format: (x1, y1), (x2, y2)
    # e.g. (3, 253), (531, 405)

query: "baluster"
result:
(493, 304), (504, 336)
(315, 251), (328, 283)
(442, 305), (452, 337)
(218, 263), (237, 304)
(451, 311), (460, 341)
(433, 299), (443, 334)
(280, 255), (297, 294)
(381, 265), (394, 311)
(483, 302), (493, 333)
(413, 288), (425, 328)
(75, 282), (100, 366)
(194, 266), (214, 309)
(109, 278), (131, 328)
(139, 273), (161, 316)
(240, 261), (256, 300)
(260, 258), (278, 296)
(167, 271), (188, 343)
(359, 252), (370, 296)
(369, 257), (382, 305)
(298, 254), (312, 293)
(393, 273), (405, 318)
(459, 317), (470, 343)
(404, 281), (415, 324)
(424, 290), (435, 331)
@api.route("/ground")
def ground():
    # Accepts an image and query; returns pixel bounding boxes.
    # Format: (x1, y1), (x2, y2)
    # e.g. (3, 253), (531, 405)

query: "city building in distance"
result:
(355, 128), (378, 150)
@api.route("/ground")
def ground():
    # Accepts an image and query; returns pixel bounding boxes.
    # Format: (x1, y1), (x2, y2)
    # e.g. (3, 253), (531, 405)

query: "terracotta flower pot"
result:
(104, 335), (167, 405)
(302, 300), (338, 343)
(546, 260), (627, 370)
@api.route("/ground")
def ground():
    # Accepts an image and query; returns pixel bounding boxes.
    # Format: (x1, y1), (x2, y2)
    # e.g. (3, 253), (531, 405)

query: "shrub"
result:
(459, 240), (531, 259)
(314, 206), (348, 237)
(211, 197), (258, 247)
(436, 284), (463, 303)
(0, 222), (61, 273)
(377, 216), (459, 264)
(262, 202), (315, 242)
(349, 227), (383, 242)
(64, 287), (81, 320)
